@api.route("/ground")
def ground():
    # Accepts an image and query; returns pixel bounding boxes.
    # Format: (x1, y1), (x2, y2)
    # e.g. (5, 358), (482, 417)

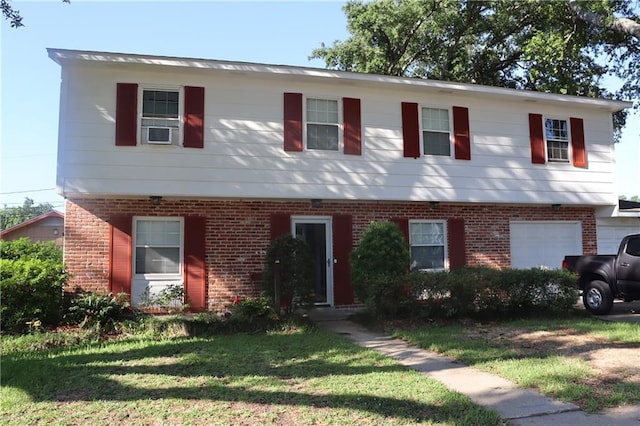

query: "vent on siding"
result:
(145, 127), (172, 144)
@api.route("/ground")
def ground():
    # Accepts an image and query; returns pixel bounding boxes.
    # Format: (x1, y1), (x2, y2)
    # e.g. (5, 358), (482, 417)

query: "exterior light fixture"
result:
(150, 196), (163, 206)
(310, 199), (322, 208)
(551, 204), (561, 210)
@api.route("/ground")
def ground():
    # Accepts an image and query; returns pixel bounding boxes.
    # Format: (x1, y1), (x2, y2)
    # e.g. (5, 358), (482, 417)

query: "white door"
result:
(292, 216), (333, 305)
(510, 221), (582, 269)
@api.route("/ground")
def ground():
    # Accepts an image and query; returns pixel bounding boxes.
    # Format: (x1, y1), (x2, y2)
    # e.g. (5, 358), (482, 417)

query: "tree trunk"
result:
(567, 0), (640, 40)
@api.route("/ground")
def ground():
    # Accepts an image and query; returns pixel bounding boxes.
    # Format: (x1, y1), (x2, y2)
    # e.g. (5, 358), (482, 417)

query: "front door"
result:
(292, 217), (333, 305)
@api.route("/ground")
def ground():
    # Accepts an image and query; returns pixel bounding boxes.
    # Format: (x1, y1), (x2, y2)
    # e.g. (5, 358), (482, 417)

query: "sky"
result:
(1, 0), (639, 213)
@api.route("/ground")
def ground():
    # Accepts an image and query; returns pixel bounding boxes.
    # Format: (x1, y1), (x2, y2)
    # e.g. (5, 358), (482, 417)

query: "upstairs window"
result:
(409, 221), (447, 271)
(307, 98), (339, 151)
(134, 217), (183, 275)
(141, 89), (180, 145)
(422, 108), (451, 156)
(544, 118), (569, 162)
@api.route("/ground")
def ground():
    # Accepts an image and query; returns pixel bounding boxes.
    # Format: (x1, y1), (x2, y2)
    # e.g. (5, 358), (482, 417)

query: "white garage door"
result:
(510, 221), (582, 269)
(597, 224), (640, 254)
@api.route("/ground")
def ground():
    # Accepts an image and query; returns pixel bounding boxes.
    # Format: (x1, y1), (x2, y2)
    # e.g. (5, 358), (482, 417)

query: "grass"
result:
(391, 316), (640, 412)
(1, 324), (502, 426)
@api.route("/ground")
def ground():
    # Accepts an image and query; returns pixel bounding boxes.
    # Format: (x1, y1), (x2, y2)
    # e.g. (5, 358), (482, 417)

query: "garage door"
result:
(597, 224), (640, 254)
(510, 221), (582, 269)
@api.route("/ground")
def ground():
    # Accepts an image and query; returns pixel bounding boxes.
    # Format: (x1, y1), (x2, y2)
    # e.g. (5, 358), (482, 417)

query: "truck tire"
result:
(582, 280), (613, 315)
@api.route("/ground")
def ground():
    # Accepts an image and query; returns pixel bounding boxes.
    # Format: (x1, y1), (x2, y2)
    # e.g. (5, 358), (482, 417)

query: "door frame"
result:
(291, 216), (334, 306)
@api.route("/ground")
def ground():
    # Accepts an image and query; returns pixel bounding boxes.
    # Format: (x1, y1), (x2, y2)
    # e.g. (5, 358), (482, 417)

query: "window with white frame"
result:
(141, 89), (180, 144)
(544, 118), (569, 162)
(134, 217), (183, 275)
(422, 108), (451, 156)
(307, 98), (339, 151)
(410, 221), (447, 271)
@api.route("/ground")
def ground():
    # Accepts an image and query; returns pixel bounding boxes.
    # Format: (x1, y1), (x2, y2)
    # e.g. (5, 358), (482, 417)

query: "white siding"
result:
(56, 61), (621, 206)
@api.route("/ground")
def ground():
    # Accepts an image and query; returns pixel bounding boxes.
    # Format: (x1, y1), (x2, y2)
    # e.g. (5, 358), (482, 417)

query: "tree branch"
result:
(567, 0), (640, 40)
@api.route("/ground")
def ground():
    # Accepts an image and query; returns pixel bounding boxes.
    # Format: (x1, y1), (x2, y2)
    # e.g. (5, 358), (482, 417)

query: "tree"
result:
(1, 198), (55, 230)
(1, 0), (22, 27)
(1, 0), (68, 28)
(311, 0), (639, 136)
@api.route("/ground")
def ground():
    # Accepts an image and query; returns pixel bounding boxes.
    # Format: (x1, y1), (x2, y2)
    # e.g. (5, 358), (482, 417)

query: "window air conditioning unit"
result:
(146, 127), (172, 144)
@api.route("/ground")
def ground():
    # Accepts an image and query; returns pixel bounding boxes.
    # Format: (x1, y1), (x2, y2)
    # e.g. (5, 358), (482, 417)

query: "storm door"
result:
(292, 217), (333, 305)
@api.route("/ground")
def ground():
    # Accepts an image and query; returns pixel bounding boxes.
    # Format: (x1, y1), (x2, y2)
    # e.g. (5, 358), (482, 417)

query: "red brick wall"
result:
(63, 198), (596, 311)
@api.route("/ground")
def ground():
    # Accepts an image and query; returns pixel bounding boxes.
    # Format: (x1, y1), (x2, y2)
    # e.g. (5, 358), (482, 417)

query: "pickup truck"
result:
(563, 234), (640, 315)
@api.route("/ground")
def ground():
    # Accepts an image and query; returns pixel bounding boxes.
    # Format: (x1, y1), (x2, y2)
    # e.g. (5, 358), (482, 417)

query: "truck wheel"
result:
(583, 280), (613, 315)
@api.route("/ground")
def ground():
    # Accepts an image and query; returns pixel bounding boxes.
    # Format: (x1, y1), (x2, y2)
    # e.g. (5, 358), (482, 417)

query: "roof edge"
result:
(0, 210), (64, 237)
(47, 48), (633, 112)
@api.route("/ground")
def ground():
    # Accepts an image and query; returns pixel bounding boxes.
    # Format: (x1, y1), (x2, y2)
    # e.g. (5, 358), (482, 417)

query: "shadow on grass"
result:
(1, 331), (497, 423)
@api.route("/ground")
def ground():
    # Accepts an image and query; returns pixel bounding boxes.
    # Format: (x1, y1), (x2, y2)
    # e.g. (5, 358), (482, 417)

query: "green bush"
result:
(263, 234), (315, 313)
(1, 238), (62, 262)
(350, 221), (410, 317)
(139, 284), (189, 312)
(64, 292), (131, 333)
(407, 267), (579, 319)
(0, 258), (67, 333)
(228, 296), (280, 332)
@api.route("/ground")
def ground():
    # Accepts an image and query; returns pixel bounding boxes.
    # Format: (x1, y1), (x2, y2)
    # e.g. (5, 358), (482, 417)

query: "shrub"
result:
(408, 267), (579, 319)
(228, 296), (280, 332)
(1, 238), (62, 262)
(139, 283), (189, 312)
(263, 234), (315, 313)
(64, 291), (131, 333)
(350, 221), (410, 317)
(0, 258), (67, 333)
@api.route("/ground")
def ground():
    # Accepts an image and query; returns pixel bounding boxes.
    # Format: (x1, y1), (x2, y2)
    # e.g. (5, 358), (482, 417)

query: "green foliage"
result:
(227, 296), (280, 332)
(64, 292), (131, 333)
(0, 197), (55, 230)
(1, 237), (62, 262)
(312, 0), (640, 135)
(263, 234), (315, 312)
(350, 221), (410, 317)
(139, 284), (189, 312)
(407, 267), (580, 319)
(0, 257), (67, 332)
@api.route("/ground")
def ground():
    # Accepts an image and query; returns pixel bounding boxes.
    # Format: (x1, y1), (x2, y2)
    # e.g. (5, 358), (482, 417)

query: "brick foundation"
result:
(63, 198), (596, 311)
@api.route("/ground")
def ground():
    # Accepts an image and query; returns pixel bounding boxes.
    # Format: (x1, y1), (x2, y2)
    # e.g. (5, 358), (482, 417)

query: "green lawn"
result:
(392, 317), (640, 412)
(1, 327), (502, 425)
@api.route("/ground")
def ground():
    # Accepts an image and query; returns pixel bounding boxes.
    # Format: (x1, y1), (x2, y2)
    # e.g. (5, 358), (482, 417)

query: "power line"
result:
(0, 188), (57, 195)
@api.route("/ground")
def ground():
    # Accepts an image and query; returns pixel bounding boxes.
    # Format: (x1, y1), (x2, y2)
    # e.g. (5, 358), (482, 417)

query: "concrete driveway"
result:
(598, 300), (640, 323)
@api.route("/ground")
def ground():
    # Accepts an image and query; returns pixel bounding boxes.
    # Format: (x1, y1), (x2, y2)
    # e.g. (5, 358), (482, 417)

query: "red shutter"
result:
(109, 215), (132, 297)
(343, 98), (362, 155)
(333, 215), (354, 305)
(570, 117), (587, 168)
(115, 83), (138, 146)
(391, 218), (410, 243)
(184, 86), (205, 148)
(402, 102), (421, 158)
(184, 216), (206, 311)
(270, 213), (291, 240)
(452, 106), (471, 160)
(528, 113), (546, 164)
(283, 93), (303, 152)
(447, 218), (466, 270)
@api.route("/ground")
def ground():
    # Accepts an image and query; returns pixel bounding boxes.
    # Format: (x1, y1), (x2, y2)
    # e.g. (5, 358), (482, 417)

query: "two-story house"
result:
(48, 48), (632, 311)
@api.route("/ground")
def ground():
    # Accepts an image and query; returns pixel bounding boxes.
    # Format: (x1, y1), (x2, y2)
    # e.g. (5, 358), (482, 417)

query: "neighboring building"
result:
(0, 211), (64, 247)
(48, 48), (633, 311)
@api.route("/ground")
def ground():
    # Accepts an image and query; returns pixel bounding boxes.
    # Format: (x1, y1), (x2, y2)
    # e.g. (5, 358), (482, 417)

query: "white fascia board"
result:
(47, 48), (633, 113)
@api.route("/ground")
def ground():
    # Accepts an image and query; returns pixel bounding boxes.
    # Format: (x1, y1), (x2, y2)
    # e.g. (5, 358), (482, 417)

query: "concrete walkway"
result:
(306, 307), (640, 425)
